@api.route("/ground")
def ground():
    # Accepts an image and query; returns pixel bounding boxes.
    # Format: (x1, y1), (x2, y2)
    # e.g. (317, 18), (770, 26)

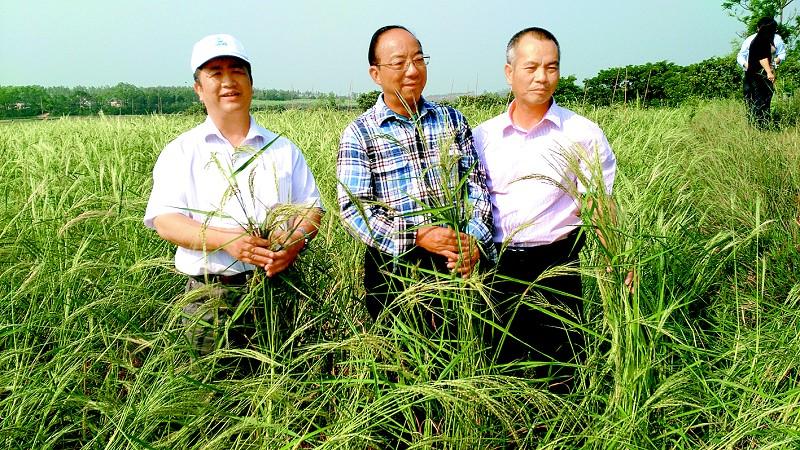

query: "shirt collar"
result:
(374, 93), (431, 125)
(201, 115), (268, 149)
(502, 98), (563, 135)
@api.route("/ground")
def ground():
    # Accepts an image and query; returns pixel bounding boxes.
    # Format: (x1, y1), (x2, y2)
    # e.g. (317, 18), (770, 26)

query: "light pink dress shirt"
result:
(474, 101), (616, 246)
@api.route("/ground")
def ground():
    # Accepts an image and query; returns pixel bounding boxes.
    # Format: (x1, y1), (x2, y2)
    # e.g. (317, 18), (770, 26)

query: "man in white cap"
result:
(144, 34), (322, 360)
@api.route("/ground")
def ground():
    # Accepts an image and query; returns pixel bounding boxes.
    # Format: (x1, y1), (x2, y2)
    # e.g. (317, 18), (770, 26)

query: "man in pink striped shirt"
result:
(474, 27), (617, 392)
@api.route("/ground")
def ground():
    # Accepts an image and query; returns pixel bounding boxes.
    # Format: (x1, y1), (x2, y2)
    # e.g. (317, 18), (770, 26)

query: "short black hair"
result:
(368, 25), (423, 65)
(193, 57), (253, 84)
(506, 27), (560, 65)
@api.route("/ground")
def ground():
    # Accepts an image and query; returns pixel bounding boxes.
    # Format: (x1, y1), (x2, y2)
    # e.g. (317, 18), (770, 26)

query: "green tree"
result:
(356, 90), (380, 111)
(683, 56), (743, 100)
(722, 0), (798, 44)
(554, 75), (584, 104)
(583, 62), (687, 107)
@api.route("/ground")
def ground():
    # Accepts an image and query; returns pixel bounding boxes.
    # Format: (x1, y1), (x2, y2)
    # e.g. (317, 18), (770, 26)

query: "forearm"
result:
(152, 213), (243, 251)
(462, 146), (495, 255)
(760, 58), (774, 77)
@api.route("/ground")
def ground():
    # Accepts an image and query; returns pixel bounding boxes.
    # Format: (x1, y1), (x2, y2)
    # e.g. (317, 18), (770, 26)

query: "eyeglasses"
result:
(374, 55), (430, 71)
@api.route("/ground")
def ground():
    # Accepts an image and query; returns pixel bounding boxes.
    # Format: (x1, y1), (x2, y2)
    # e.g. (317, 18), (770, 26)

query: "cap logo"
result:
(216, 37), (227, 47)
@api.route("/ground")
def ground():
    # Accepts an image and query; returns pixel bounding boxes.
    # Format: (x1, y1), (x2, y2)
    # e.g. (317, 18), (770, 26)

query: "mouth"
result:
(220, 92), (240, 99)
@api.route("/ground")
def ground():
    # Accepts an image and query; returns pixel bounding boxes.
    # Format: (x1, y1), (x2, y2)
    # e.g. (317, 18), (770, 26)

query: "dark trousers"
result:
(363, 246), (455, 329)
(490, 231), (585, 391)
(363, 246), (461, 447)
(743, 73), (774, 129)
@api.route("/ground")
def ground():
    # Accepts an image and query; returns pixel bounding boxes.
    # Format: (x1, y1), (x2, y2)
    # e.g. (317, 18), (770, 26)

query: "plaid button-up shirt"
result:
(337, 95), (495, 260)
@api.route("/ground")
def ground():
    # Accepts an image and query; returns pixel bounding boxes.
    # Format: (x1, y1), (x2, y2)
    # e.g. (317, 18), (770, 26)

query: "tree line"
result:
(0, 83), (321, 119)
(5, 49), (800, 119)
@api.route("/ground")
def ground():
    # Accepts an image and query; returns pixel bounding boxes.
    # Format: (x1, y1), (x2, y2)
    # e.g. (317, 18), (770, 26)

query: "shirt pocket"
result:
(371, 153), (410, 208)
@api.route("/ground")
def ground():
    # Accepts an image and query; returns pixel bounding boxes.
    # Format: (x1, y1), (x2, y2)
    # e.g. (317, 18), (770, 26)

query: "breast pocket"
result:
(371, 154), (410, 208)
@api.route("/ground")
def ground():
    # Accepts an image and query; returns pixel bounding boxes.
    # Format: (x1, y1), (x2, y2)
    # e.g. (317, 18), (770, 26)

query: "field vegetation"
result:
(1, 98), (799, 449)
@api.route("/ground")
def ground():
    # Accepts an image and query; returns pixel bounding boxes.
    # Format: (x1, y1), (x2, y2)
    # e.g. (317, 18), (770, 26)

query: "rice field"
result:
(1, 99), (800, 449)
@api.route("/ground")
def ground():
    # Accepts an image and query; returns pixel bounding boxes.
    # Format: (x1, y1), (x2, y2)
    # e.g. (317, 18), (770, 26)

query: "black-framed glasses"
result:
(374, 55), (430, 71)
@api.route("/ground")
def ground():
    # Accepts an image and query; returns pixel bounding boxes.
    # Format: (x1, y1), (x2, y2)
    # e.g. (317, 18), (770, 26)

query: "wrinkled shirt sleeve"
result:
(143, 142), (189, 229)
(288, 142), (323, 209)
(577, 131), (616, 196)
(337, 124), (414, 256)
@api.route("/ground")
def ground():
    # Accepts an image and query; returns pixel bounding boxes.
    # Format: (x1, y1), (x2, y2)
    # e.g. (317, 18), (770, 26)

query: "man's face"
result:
(369, 28), (427, 111)
(193, 56), (253, 118)
(505, 35), (560, 110)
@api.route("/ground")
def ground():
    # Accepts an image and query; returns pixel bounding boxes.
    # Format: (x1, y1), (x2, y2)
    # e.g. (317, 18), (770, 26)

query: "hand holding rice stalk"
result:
(200, 135), (320, 277)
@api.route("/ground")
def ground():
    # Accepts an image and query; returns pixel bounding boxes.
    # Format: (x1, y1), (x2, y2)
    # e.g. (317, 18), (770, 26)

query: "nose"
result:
(533, 67), (546, 82)
(404, 60), (420, 76)
(221, 70), (237, 86)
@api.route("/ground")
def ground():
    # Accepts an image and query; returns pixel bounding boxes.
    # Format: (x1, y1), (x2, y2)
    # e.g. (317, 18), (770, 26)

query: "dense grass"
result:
(1, 99), (799, 449)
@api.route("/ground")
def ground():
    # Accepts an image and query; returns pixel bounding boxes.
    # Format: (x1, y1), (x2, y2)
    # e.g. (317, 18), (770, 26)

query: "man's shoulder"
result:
(161, 121), (208, 153)
(475, 111), (506, 131)
(555, 104), (604, 134)
(345, 105), (379, 131)
(424, 99), (467, 123)
(251, 120), (289, 148)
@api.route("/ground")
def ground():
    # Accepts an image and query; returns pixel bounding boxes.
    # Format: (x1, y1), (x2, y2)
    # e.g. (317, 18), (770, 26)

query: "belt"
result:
(501, 245), (541, 253)
(496, 230), (583, 253)
(191, 271), (255, 286)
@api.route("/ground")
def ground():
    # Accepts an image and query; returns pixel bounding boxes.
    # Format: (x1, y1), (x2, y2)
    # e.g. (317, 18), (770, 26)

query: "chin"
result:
(401, 92), (422, 107)
(522, 95), (550, 107)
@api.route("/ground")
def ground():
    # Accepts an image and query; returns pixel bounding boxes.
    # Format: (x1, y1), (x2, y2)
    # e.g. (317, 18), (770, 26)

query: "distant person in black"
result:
(744, 17), (778, 129)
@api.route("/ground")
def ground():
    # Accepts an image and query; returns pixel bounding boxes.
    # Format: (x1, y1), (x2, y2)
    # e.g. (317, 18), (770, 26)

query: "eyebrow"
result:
(388, 50), (423, 59)
(521, 60), (559, 67)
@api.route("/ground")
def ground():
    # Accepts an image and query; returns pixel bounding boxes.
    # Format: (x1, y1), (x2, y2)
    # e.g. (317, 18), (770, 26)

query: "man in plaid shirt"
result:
(337, 25), (495, 320)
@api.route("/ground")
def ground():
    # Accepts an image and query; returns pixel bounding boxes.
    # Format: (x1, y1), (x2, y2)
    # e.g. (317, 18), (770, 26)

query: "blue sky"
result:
(1, 0), (747, 95)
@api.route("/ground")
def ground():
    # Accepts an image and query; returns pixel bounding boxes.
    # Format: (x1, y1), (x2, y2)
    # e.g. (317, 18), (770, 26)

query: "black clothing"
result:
(745, 32), (775, 129)
(744, 74), (774, 129)
(364, 246), (453, 320)
(490, 229), (586, 392)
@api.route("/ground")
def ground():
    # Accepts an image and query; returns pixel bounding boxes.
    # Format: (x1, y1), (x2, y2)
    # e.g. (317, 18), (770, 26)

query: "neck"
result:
(208, 112), (251, 148)
(510, 99), (552, 131)
(384, 93), (420, 118)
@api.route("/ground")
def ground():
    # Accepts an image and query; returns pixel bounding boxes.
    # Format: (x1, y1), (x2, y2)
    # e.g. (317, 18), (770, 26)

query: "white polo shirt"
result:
(144, 115), (321, 276)
(474, 101), (616, 246)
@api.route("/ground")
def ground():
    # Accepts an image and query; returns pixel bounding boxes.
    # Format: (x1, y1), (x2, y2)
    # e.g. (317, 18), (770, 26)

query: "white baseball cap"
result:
(190, 34), (250, 72)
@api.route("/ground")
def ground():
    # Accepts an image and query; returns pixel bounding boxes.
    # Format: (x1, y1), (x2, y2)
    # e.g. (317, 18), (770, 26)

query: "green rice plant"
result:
(2, 100), (800, 448)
